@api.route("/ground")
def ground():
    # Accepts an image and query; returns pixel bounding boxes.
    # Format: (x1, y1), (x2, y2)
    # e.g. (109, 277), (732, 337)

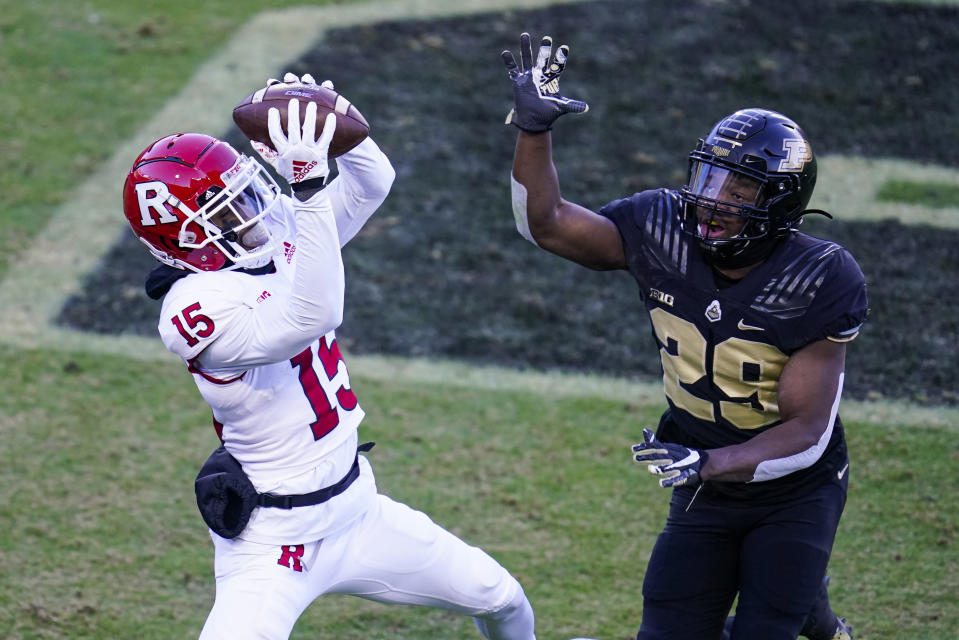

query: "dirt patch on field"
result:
(61, 0), (959, 405)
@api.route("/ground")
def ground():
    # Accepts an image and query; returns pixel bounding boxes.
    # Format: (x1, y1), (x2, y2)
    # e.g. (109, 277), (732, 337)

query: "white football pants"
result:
(198, 494), (535, 639)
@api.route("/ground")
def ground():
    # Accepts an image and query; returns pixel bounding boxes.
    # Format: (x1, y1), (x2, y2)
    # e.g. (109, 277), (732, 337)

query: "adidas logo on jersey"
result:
(283, 241), (296, 264)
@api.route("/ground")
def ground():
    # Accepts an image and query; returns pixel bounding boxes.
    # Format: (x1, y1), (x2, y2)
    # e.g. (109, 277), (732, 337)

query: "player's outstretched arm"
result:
(326, 137), (394, 247)
(328, 121), (395, 247)
(502, 33), (625, 270)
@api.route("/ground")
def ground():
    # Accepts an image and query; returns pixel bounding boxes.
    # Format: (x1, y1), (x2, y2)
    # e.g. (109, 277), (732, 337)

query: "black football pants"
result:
(636, 472), (848, 640)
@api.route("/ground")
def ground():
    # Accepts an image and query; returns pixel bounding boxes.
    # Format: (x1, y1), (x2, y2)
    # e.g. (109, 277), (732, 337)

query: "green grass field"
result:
(1, 1), (958, 639)
(3, 344), (957, 639)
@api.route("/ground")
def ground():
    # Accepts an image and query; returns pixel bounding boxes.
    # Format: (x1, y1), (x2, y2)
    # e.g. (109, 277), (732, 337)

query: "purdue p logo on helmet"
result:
(680, 108), (820, 269)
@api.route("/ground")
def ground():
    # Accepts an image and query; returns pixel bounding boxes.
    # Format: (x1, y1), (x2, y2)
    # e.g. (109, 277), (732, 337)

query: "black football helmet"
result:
(680, 108), (822, 269)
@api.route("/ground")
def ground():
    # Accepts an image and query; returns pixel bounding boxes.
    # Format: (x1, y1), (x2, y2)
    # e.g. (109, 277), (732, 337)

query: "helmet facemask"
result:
(681, 160), (776, 268)
(178, 155), (281, 270)
(681, 156), (810, 269)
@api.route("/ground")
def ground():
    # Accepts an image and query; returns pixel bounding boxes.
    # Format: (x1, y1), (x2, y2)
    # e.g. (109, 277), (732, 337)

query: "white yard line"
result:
(0, 0), (955, 428)
(812, 156), (959, 229)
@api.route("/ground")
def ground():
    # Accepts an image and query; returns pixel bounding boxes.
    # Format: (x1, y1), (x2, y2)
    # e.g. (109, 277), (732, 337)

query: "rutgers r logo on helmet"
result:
(122, 132), (282, 273)
(133, 181), (180, 227)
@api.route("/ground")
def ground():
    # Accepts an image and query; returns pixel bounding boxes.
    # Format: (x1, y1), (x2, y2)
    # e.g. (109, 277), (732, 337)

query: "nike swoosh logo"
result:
(837, 463), (849, 480)
(669, 450), (700, 469)
(737, 319), (765, 332)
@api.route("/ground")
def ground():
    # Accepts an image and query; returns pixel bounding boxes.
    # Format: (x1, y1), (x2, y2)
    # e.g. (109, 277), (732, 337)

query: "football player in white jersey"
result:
(122, 74), (538, 640)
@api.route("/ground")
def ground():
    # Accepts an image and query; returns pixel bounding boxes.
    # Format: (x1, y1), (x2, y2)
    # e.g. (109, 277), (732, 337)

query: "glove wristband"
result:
(290, 176), (328, 193)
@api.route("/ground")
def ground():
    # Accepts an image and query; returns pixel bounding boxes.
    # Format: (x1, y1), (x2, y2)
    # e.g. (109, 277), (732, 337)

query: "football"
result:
(232, 82), (370, 158)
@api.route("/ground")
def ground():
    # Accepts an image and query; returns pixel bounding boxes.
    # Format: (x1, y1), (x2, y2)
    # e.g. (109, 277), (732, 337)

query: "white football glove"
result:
(267, 99), (336, 192)
(269, 72), (332, 89)
(251, 73), (335, 170)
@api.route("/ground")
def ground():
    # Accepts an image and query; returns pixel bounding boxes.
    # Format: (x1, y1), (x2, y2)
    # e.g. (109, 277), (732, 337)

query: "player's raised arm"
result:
(502, 32), (625, 270)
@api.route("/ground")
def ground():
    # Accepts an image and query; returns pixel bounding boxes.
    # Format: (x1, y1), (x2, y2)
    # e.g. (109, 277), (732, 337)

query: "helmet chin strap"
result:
(213, 220), (277, 271)
(244, 223), (271, 247)
(235, 241), (276, 269)
(245, 254), (274, 269)
(700, 233), (783, 270)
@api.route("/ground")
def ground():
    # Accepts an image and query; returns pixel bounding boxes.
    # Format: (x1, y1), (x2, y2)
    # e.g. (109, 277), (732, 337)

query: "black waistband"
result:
(256, 441), (374, 510)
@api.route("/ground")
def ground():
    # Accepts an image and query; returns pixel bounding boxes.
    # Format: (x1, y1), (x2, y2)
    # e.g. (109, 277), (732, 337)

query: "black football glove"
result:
(632, 428), (708, 488)
(501, 32), (589, 132)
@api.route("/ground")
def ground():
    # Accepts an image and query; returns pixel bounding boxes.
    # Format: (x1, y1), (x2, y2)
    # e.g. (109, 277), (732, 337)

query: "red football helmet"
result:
(122, 133), (281, 272)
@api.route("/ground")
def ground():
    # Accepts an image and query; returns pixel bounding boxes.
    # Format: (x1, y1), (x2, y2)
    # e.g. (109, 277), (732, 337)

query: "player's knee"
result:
(474, 578), (535, 640)
(448, 543), (519, 608)
(488, 573), (526, 617)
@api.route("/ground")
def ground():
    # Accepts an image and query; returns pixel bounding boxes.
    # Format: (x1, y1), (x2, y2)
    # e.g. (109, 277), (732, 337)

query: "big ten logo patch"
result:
(277, 544), (305, 572)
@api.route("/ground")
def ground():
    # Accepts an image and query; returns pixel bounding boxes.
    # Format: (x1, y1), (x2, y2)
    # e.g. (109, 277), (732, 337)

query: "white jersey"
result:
(157, 138), (395, 544)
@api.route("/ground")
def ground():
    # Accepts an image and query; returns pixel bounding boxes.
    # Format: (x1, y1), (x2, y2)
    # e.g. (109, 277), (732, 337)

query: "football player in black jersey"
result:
(501, 33), (865, 640)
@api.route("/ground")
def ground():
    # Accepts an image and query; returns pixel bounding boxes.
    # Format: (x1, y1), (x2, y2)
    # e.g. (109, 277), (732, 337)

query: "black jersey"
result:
(601, 189), (868, 501)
